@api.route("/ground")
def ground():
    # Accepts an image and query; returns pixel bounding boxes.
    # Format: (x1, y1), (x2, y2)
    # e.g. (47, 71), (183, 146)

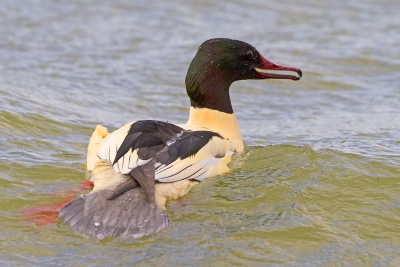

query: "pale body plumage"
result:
(88, 107), (241, 191)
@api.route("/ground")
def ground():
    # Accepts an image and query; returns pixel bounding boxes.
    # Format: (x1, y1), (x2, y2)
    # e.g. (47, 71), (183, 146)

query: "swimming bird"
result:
(58, 38), (302, 239)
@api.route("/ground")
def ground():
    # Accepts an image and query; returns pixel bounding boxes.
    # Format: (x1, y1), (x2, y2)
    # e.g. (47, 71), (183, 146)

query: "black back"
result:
(113, 120), (184, 164)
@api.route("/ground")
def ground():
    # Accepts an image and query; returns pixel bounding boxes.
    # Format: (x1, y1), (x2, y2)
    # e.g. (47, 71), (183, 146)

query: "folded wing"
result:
(97, 120), (235, 203)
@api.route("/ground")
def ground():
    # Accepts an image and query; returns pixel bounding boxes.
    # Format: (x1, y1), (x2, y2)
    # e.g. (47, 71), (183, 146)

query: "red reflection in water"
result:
(21, 181), (94, 227)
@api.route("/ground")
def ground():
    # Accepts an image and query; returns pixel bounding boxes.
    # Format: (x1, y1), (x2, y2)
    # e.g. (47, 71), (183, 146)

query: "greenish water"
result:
(1, 0), (400, 266)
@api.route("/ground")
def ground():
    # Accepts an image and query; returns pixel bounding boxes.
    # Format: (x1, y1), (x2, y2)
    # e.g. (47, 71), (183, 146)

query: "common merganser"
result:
(58, 38), (302, 239)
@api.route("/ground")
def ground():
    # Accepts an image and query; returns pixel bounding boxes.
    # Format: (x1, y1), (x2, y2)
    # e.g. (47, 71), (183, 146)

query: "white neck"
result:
(186, 107), (244, 151)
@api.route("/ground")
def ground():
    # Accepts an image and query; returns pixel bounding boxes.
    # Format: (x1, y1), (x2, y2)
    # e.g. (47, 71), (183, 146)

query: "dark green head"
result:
(185, 38), (302, 114)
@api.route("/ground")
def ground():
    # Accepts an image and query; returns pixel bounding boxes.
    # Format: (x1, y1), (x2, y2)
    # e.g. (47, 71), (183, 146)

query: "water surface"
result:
(1, 0), (400, 266)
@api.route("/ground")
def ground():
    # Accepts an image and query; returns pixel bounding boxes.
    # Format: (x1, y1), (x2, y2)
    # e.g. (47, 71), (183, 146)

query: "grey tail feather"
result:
(58, 187), (169, 239)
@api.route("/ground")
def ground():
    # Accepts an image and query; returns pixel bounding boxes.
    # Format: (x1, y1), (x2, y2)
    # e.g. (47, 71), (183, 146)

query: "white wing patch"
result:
(98, 122), (140, 174)
(155, 136), (234, 182)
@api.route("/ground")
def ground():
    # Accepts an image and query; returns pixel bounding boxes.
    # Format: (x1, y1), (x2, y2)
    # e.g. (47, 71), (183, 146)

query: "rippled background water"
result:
(1, 0), (400, 266)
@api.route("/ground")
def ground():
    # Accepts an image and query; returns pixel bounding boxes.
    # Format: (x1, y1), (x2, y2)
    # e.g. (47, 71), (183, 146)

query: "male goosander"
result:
(58, 38), (302, 239)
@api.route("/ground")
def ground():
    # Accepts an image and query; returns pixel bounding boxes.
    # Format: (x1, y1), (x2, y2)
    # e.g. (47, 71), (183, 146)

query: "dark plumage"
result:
(113, 120), (183, 165)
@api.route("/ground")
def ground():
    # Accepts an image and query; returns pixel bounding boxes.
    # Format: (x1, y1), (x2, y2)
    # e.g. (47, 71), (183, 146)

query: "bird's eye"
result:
(246, 50), (254, 59)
